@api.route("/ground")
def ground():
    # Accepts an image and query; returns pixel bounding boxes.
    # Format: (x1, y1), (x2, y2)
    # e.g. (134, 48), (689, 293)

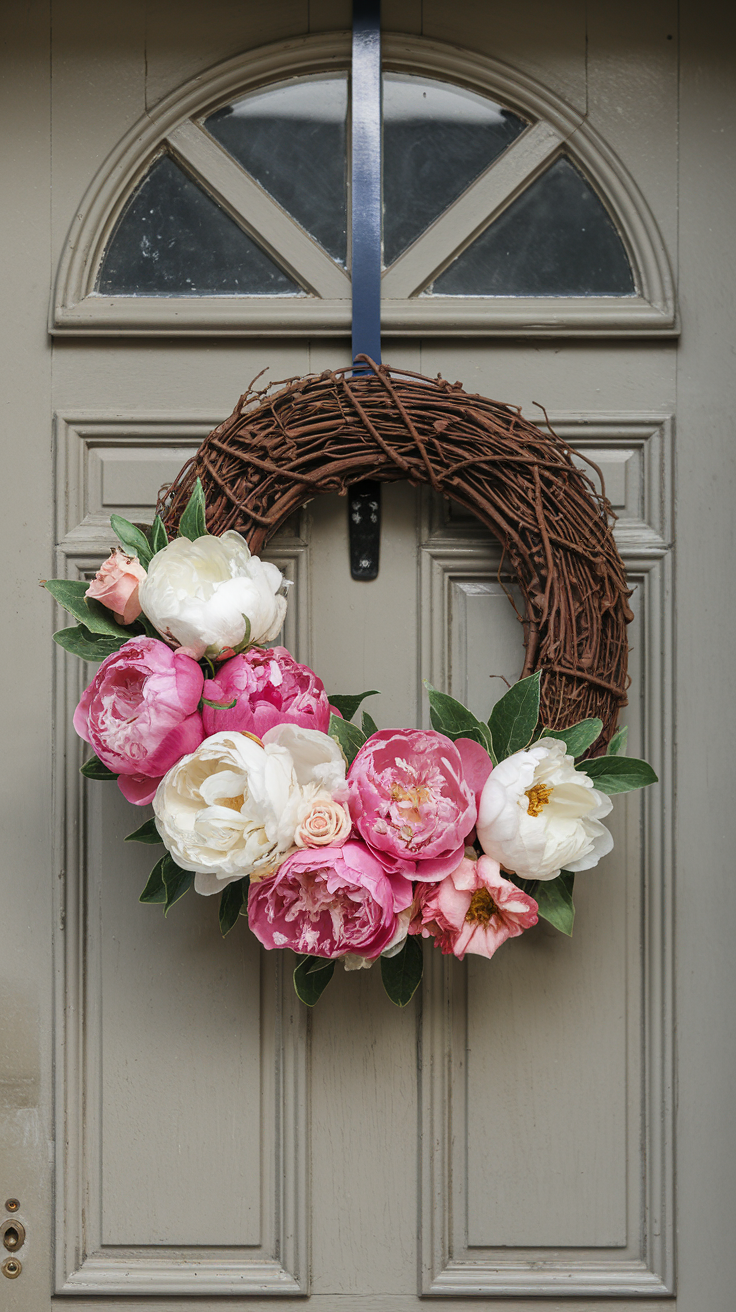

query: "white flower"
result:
(476, 736), (613, 881)
(153, 725), (346, 895)
(139, 531), (287, 660)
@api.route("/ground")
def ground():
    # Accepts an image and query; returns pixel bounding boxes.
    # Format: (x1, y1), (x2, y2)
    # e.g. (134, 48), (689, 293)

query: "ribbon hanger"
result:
(348, 0), (382, 580)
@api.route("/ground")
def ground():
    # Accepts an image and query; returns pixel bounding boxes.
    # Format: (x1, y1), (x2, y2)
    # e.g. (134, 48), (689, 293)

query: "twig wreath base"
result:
(159, 358), (632, 748)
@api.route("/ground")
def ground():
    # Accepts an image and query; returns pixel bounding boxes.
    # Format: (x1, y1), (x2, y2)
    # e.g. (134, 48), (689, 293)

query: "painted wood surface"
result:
(1, 2), (735, 1309)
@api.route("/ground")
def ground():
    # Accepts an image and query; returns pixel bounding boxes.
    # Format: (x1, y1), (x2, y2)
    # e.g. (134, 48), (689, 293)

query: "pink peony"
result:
(202, 646), (333, 738)
(247, 841), (413, 960)
(347, 729), (476, 881)
(411, 855), (538, 960)
(86, 547), (147, 626)
(74, 637), (205, 805)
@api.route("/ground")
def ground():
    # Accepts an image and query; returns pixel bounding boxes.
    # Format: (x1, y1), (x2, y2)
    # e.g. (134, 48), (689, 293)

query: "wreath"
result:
(44, 360), (656, 1007)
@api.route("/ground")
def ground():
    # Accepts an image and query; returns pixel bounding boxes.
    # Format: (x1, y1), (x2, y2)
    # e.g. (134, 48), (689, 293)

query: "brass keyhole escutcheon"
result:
(2, 1258), (21, 1279)
(1, 1221), (25, 1252)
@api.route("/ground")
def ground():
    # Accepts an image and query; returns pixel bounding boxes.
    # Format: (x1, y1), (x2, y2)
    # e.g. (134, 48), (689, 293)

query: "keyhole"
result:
(1, 1220), (24, 1252)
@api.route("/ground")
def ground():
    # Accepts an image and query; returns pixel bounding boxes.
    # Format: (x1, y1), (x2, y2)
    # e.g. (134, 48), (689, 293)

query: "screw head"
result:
(4, 1201), (19, 1214)
(2, 1258), (21, 1278)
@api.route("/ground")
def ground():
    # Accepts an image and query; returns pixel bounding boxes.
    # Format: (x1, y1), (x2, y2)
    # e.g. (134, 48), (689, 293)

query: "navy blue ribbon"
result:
(349, 0), (382, 579)
(351, 0), (382, 369)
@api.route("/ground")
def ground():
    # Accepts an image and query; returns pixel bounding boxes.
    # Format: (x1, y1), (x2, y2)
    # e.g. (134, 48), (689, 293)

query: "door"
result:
(1, 2), (734, 1309)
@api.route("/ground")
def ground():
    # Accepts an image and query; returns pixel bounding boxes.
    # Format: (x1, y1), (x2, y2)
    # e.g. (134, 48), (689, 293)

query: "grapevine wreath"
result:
(45, 359), (656, 1006)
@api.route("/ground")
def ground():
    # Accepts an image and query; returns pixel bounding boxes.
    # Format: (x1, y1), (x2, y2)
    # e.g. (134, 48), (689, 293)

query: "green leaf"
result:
(178, 478), (207, 541)
(109, 514), (153, 567)
(219, 877), (249, 936)
(328, 713), (367, 768)
(43, 578), (133, 640)
(488, 671), (541, 761)
(162, 853), (194, 914)
(151, 514), (168, 555)
(80, 754), (118, 780)
(328, 691), (379, 722)
(139, 855), (167, 904)
(202, 696), (237, 711)
(125, 817), (162, 845)
(293, 955), (336, 1006)
(535, 871), (575, 936)
(576, 755), (658, 794)
(542, 717), (603, 759)
(607, 725), (629, 756)
(361, 709), (378, 737)
(380, 936), (423, 1007)
(53, 624), (127, 661)
(424, 683), (494, 758)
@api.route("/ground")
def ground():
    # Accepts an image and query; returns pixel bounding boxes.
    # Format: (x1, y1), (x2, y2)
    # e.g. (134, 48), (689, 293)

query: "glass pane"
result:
(430, 156), (635, 296)
(205, 75), (348, 265)
(382, 74), (526, 267)
(97, 156), (300, 296)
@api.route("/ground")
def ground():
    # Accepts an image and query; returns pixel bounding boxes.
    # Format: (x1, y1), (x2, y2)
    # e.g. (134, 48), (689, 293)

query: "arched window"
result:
(53, 35), (675, 336)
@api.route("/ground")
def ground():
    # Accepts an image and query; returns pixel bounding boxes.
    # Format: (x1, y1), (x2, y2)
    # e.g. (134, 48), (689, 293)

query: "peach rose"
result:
(294, 795), (352, 849)
(87, 547), (147, 625)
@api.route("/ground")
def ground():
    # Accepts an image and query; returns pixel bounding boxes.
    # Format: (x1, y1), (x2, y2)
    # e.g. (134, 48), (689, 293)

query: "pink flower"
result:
(74, 637), (205, 805)
(202, 646), (333, 738)
(411, 855), (538, 960)
(347, 729), (476, 881)
(86, 547), (147, 626)
(248, 841), (413, 960)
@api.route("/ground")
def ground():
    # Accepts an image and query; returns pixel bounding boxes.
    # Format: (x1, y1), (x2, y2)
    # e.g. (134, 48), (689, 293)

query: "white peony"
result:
(476, 736), (613, 881)
(139, 531), (288, 660)
(153, 724), (347, 896)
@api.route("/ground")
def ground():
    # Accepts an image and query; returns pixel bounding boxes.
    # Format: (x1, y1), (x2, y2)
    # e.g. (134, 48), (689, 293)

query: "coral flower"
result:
(411, 855), (538, 960)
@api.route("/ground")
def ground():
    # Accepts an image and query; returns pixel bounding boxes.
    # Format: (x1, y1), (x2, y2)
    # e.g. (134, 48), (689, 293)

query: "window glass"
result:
(205, 75), (348, 265)
(97, 156), (300, 296)
(429, 156), (635, 296)
(382, 74), (526, 266)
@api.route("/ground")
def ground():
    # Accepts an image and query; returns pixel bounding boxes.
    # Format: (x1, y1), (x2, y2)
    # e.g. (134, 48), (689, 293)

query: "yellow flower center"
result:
(465, 888), (499, 925)
(390, 782), (430, 826)
(525, 782), (553, 816)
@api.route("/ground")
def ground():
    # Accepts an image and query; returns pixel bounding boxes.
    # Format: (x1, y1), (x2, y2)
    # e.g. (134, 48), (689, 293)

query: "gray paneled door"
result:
(1, 3), (735, 1311)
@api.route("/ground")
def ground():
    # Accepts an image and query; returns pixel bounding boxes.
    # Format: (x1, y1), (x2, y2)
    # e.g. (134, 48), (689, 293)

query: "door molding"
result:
(52, 413), (310, 1296)
(418, 415), (674, 1297)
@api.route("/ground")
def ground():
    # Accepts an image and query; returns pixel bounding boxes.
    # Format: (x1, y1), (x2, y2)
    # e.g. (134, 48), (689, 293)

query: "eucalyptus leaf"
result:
(43, 578), (133, 640)
(424, 683), (494, 758)
(541, 717), (603, 759)
(607, 725), (629, 756)
(488, 671), (541, 761)
(139, 855), (167, 905)
(53, 624), (127, 661)
(110, 514), (153, 567)
(361, 709), (378, 737)
(219, 878), (249, 936)
(80, 754), (118, 781)
(293, 955), (335, 1006)
(576, 755), (658, 794)
(178, 478), (207, 541)
(151, 514), (168, 555)
(535, 871), (575, 936)
(380, 936), (423, 1007)
(125, 817), (161, 845)
(328, 690), (379, 722)
(328, 713), (367, 768)
(162, 853), (194, 915)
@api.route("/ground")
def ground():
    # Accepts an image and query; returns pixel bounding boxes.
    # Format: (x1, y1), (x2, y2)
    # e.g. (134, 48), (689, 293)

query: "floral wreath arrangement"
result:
(44, 363), (657, 1007)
